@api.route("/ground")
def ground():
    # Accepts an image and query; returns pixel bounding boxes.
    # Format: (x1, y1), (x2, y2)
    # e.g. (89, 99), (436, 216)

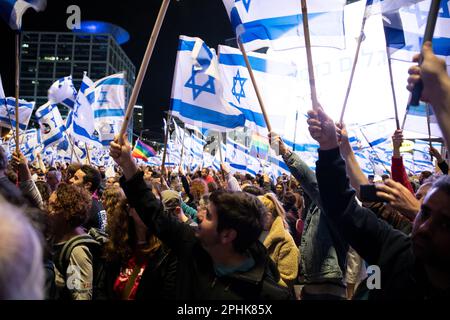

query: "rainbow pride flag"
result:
(132, 139), (157, 161)
(249, 133), (269, 161)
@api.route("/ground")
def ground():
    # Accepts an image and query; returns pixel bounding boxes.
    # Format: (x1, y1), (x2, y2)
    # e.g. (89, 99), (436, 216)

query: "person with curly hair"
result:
(102, 187), (176, 300)
(258, 193), (299, 289)
(49, 183), (93, 300)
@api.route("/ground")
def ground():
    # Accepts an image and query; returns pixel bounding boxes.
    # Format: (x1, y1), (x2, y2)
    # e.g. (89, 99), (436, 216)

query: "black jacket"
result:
(316, 148), (450, 300)
(120, 171), (291, 300)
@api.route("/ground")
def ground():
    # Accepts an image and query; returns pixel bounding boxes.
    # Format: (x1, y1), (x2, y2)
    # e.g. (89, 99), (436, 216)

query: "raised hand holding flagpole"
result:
(118, 0), (171, 144)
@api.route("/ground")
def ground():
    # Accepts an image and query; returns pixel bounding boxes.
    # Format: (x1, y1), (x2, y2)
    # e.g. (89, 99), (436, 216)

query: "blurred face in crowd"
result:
(415, 183), (432, 203)
(69, 169), (90, 191)
(201, 168), (209, 179)
(412, 188), (450, 271)
(46, 171), (61, 191)
(106, 177), (117, 188)
(195, 203), (221, 251)
(275, 184), (284, 195)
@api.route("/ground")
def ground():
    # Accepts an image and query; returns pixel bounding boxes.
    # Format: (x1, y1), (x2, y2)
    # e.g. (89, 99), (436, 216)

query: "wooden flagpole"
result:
(385, 50), (401, 129)
(118, 0), (171, 143)
(161, 112), (171, 174)
(14, 32), (21, 153)
(339, 11), (368, 124)
(237, 40), (272, 133)
(300, 0), (319, 110)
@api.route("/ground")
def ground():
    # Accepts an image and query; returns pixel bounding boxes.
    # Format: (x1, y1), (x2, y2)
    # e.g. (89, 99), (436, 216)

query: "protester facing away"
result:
(102, 187), (177, 300)
(109, 135), (291, 300)
(50, 183), (94, 300)
(258, 193), (299, 289)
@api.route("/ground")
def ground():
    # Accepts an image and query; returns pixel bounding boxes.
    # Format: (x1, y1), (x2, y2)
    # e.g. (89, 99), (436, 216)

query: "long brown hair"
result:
(102, 187), (161, 263)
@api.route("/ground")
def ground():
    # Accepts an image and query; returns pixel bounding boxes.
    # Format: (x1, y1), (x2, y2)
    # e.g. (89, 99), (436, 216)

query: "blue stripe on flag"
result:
(95, 77), (125, 86)
(229, 103), (266, 128)
(94, 109), (124, 118)
(219, 54), (296, 76)
(171, 99), (246, 129)
(231, 163), (247, 171)
(0, 116), (27, 130)
(178, 40), (196, 51)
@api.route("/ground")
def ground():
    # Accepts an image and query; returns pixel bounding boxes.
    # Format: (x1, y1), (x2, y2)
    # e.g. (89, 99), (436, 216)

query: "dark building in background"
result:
(20, 23), (136, 132)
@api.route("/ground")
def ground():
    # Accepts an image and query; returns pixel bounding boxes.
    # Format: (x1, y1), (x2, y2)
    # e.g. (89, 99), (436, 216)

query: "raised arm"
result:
(391, 130), (414, 194)
(407, 41), (450, 148)
(110, 136), (195, 253)
(336, 123), (369, 199)
(269, 132), (321, 207)
(308, 108), (407, 264)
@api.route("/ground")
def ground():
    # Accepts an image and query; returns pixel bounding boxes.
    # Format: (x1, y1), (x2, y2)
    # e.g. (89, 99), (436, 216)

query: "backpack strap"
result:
(57, 234), (99, 275)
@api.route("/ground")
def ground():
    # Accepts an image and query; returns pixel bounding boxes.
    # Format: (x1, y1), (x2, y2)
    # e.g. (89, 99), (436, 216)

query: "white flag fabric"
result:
(0, 97), (35, 131)
(0, 0), (47, 30)
(86, 73), (126, 147)
(218, 44), (298, 136)
(222, 0), (346, 51)
(48, 75), (77, 109)
(35, 102), (67, 149)
(170, 35), (246, 132)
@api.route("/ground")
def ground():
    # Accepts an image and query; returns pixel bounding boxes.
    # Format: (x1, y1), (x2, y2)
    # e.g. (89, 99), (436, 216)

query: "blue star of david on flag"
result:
(184, 66), (216, 100)
(98, 90), (109, 106)
(242, 0), (251, 12)
(231, 69), (247, 104)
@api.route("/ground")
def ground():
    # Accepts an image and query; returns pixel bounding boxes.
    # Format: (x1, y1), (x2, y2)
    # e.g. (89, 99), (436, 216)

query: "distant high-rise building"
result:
(20, 23), (136, 133)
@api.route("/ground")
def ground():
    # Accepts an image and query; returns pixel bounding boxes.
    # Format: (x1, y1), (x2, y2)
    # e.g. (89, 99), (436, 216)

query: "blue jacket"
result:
(283, 151), (348, 285)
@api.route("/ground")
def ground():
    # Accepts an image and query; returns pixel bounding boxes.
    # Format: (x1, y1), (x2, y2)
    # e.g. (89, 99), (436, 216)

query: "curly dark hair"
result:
(102, 187), (161, 263)
(52, 183), (92, 228)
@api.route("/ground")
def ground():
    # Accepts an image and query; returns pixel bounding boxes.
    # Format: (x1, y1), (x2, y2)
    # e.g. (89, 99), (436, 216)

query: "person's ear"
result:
(220, 229), (237, 245)
(85, 181), (92, 192)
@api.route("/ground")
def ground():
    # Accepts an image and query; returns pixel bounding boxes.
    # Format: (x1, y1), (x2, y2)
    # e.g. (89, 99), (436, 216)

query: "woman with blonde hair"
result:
(258, 193), (299, 288)
(102, 186), (176, 300)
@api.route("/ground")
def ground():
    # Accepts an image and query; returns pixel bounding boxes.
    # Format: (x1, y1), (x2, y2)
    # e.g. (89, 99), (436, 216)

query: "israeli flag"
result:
(218, 45), (298, 137)
(85, 73), (125, 147)
(190, 133), (206, 164)
(226, 137), (248, 174)
(68, 74), (103, 147)
(414, 139), (442, 170)
(0, 97), (35, 131)
(0, 0), (46, 30)
(222, 0), (346, 51)
(48, 75), (77, 109)
(403, 102), (442, 137)
(35, 102), (66, 149)
(9, 128), (40, 160)
(383, 0), (450, 65)
(170, 35), (246, 132)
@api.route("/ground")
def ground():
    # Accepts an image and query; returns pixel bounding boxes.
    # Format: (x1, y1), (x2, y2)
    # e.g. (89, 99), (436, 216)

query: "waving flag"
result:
(35, 102), (66, 149)
(383, 0), (450, 65)
(86, 73), (126, 146)
(48, 75), (77, 109)
(226, 137), (248, 174)
(0, 97), (34, 131)
(132, 139), (156, 161)
(222, 0), (346, 51)
(218, 45), (298, 136)
(67, 73), (101, 146)
(403, 102), (442, 137)
(170, 35), (245, 132)
(0, 0), (47, 30)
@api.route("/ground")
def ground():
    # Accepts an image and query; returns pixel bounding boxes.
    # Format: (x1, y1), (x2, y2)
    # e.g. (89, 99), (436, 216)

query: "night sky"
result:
(0, 0), (234, 140)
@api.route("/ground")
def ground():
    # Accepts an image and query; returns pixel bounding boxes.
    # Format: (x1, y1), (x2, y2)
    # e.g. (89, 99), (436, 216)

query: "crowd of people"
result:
(0, 42), (449, 301)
